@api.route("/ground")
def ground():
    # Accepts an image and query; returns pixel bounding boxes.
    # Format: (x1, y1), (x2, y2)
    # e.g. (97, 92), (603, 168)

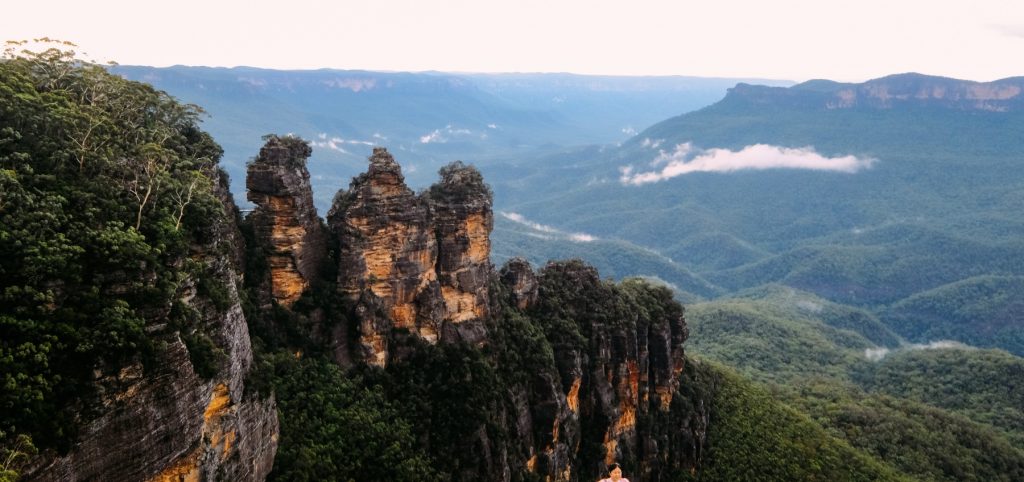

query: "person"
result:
(598, 462), (629, 482)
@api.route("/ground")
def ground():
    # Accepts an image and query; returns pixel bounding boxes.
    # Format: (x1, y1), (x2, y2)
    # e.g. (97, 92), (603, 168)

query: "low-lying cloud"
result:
(420, 124), (475, 144)
(620, 143), (877, 185)
(864, 340), (972, 361)
(501, 212), (597, 242)
(311, 133), (376, 153)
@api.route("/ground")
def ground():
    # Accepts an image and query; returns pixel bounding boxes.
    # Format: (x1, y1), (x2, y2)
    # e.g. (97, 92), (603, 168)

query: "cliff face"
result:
(500, 260), (701, 481)
(499, 257), (539, 310)
(430, 161), (493, 325)
(727, 74), (1024, 112)
(328, 148), (492, 367)
(246, 135), (327, 307)
(25, 173), (278, 482)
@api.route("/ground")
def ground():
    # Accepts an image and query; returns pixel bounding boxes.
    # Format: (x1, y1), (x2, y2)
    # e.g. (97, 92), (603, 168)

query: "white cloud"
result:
(501, 211), (597, 243)
(236, 76), (266, 87)
(311, 133), (377, 153)
(420, 130), (445, 144)
(622, 126), (638, 136)
(641, 137), (664, 150)
(487, 123), (499, 129)
(419, 125), (474, 144)
(621, 143), (877, 185)
(865, 340), (973, 361)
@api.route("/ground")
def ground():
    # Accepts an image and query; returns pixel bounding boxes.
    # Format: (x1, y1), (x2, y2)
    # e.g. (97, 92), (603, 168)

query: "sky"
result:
(5, 0), (1023, 82)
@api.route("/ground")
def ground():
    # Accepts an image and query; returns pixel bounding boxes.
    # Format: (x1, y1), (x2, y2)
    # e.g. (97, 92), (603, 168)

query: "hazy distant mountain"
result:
(723, 73), (1024, 111)
(112, 65), (790, 204)
(490, 73), (1024, 355)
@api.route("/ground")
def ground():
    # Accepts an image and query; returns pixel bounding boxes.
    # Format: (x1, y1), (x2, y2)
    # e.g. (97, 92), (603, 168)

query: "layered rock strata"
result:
(430, 161), (493, 323)
(499, 257), (539, 310)
(25, 171), (278, 482)
(328, 148), (494, 367)
(500, 260), (700, 481)
(246, 135), (327, 307)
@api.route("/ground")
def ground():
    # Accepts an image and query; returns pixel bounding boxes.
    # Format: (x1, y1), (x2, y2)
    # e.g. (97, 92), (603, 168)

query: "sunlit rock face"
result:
(520, 260), (699, 480)
(429, 161), (494, 324)
(246, 135), (327, 308)
(329, 148), (493, 366)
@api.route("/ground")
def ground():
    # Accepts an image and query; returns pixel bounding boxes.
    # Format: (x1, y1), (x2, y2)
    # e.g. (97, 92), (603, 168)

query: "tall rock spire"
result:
(327, 148), (493, 367)
(246, 135), (327, 307)
(429, 161), (494, 323)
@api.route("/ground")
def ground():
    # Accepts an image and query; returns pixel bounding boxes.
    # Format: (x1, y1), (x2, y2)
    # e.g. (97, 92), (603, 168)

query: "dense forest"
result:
(3, 43), (1024, 482)
(1, 41), (232, 472)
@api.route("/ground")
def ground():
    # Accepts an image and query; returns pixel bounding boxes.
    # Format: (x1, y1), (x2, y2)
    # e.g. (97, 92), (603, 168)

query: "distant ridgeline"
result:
(491, 72), (1024, 357)
(0, 53), (737, 482)
(6, 52), (1024, 482)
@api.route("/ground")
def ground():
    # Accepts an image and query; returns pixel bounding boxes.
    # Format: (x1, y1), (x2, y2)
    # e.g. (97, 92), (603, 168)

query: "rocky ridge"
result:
(326, 147), (492, 367)
(249, 144), (704, 480)
(246, 135), (327, 308)
(726, 73), (1024, 111)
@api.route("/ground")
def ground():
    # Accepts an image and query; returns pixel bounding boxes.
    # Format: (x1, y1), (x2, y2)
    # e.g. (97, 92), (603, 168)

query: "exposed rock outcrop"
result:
(328, 148), (493, 367)
(502, 260), (699, 481)
(430, 161), (493, 324)
(499, 257), (539, 310)
(25, 171), (278, 482)
(246, 135), (327, 307)
(328, 148), (444, 366)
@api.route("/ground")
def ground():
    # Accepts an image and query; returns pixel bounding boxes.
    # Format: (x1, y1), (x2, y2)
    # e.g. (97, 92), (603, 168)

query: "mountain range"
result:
(4, 53), (1024, 482)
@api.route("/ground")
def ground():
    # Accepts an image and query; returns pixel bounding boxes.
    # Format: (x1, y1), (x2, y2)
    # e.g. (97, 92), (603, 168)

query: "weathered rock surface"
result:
(24, 172), (278, 482)
(246, 135), (327, 307)
(328, 148), (493, 366)
(328, 147), (443, 366)
(500, 260), (700, 481)
(499, 257), (539, 310)
(430, 161), (493, 324)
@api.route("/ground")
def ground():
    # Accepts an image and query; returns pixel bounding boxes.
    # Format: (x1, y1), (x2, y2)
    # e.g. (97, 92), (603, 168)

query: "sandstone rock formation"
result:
(499, 257), (539, 310)
(25, 171), (278, 482)
(328, 148), (493, 367)
(430, 161), (493, 324)
(499, 259), (701, 481)
(246, 135), (327, 307)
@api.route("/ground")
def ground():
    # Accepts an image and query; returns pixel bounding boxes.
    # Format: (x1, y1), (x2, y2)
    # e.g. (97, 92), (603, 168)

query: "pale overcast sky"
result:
(5, 0), (1023, 82)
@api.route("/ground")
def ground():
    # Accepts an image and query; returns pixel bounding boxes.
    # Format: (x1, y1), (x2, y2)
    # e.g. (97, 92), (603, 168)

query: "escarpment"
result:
(235, 144), (704, 480)
(246, 135), (327, 308)
(25, 172), (278, 482)
(500, 260), (702, 481)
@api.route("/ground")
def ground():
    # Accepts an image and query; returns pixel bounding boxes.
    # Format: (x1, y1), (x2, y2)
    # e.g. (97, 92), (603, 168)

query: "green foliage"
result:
(730, 284), (902, 347)
(180, 332), (224, 379)
(686, 295), (1024, 481)
(686, 300), (871, 383)
(429, 160), (493, 202)
(0, 42), (231, 451)
(262, 354), (436, 482)
(0, 430), (36, 482)
(688, 360), (907, 482)
(881, 276), (1024, 355)
(359, 340), (509, 480)
(856, 347), (1024, 448)
(785, 378), (1024, 482)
